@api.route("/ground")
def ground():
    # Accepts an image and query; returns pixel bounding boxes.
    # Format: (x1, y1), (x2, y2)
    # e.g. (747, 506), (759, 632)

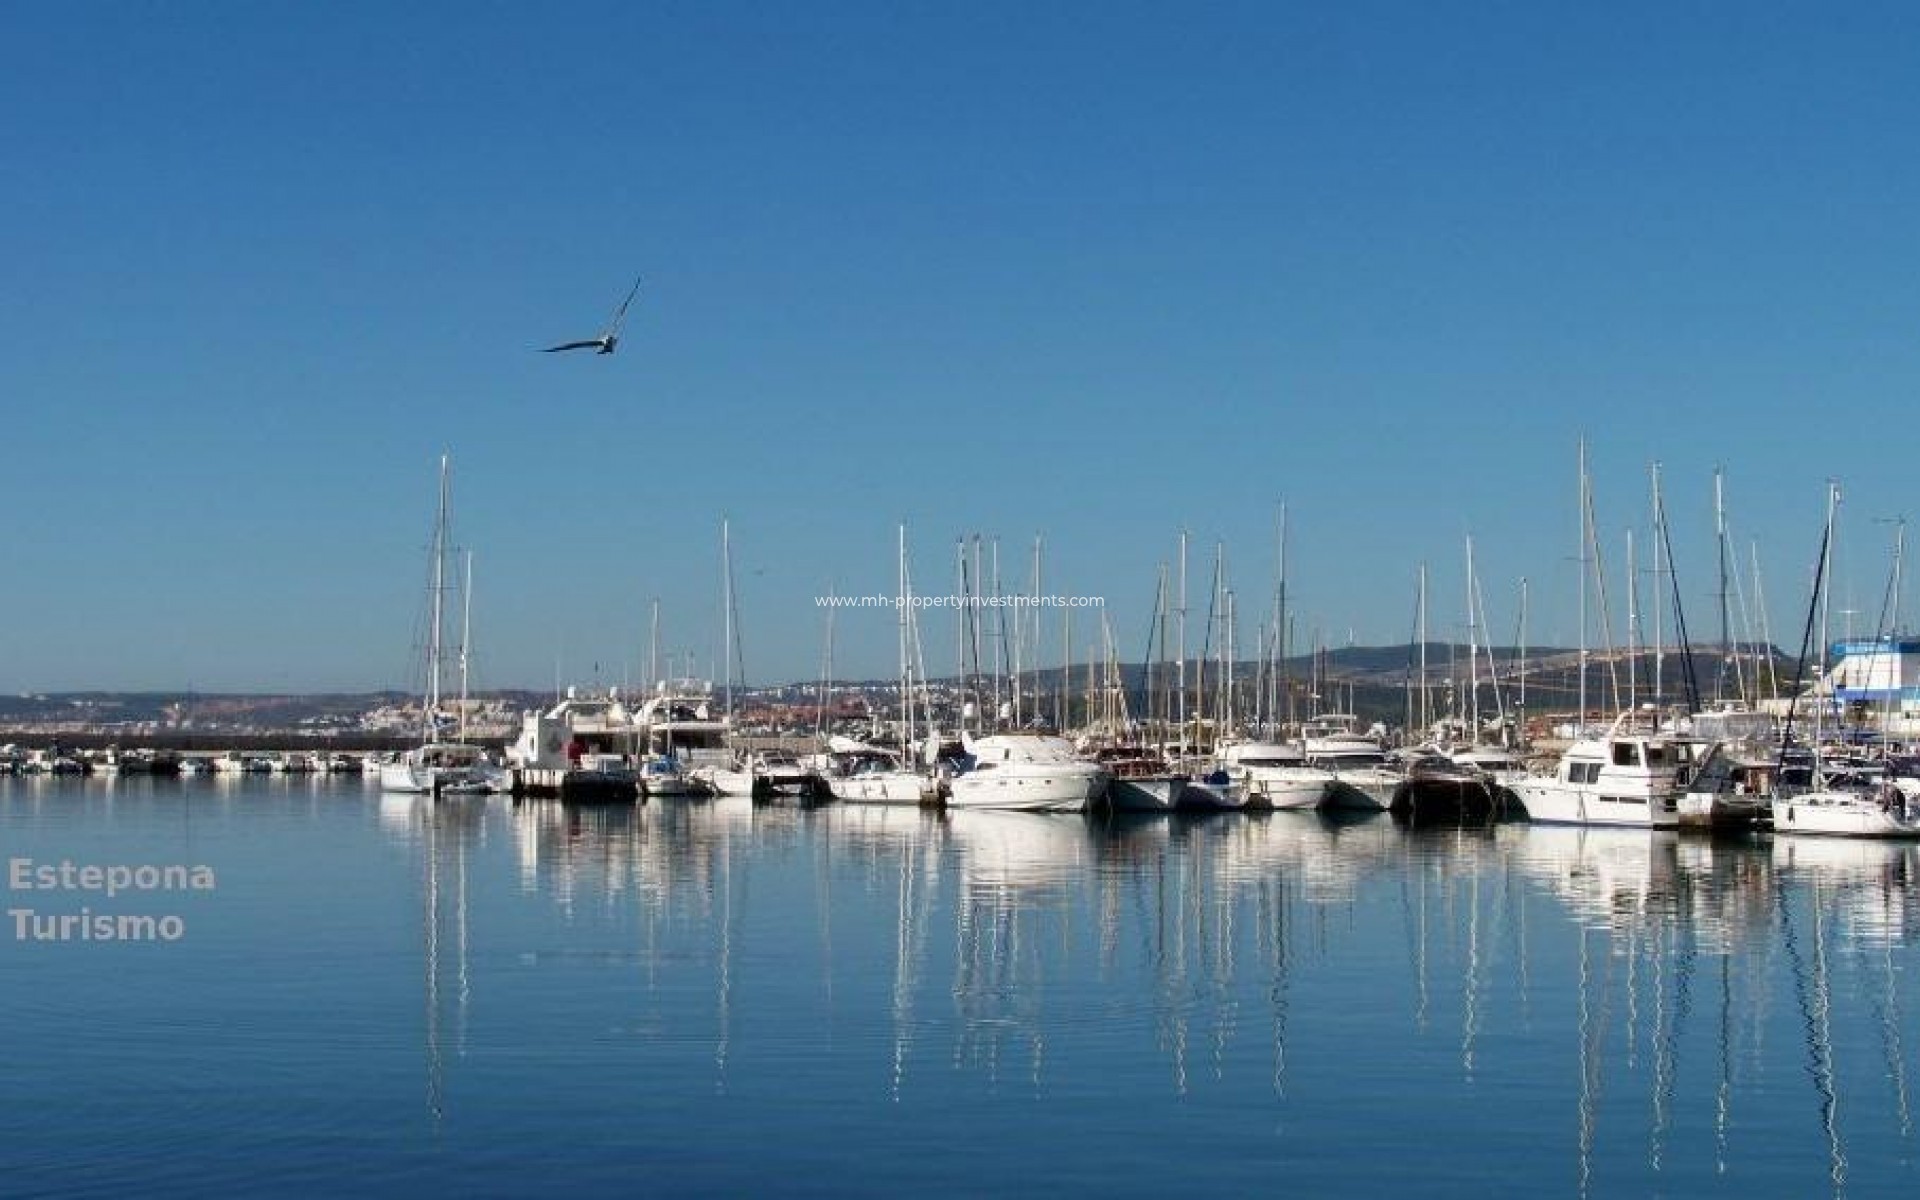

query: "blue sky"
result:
(4, 2), (1918, 692)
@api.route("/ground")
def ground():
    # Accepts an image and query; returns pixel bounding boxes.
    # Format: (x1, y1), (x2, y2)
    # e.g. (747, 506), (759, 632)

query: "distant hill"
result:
(0, 641), (1790, 739)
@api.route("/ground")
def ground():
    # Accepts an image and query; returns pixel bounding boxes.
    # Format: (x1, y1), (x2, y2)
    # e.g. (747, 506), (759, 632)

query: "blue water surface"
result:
(2, 774), (1916, 1197)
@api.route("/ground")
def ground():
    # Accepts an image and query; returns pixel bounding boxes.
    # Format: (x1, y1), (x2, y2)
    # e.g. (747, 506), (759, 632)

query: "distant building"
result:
(1826, 639), (1920, 709)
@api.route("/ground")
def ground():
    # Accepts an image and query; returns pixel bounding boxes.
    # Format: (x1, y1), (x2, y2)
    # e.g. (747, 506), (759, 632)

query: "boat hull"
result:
(1772, 792), (1920, 838)
(1233, 768), (1329, 811)
(1106, 776), (1180, 812)
(947, 769), (1106, 814)
(1511, 780), (1680, 828)
(1324, 770), (1401, 813)
(829, 771), (932, 805)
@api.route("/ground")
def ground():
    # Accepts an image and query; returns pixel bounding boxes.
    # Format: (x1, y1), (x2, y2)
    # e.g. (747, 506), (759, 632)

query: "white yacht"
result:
(946, 732), (1109, 814)
(1773, 784), (1920, 838)
(704, 749), (818, 799)
(502, 687), (647, 795)
(1446, 743), (1530, 789)
(828, 755), (933, 805)
(822, 736), (933, 805)
(1301, 714), (1401, 811)
(634, 680), (733, 789)
(1509, 710), (1709, 828)
(1214, 740), (1328, 811)
(379, 742), (496, 795)
(635, 753), (695, 796)
(1081, 745), (1218, 812)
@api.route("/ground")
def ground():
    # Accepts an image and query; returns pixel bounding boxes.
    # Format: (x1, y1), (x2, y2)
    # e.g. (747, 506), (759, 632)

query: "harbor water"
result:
(3, 774), (1917, 1196)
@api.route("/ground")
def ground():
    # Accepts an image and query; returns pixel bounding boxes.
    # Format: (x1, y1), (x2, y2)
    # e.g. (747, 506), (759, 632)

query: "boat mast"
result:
(1518, 576), (1529, 746)
(1586, 452), (1623, 714)
(1176, 529), (1188, 748)
(1152, 563), (1171, 742)
(990, 537), (1006, 726)
(1816, 482), (1840, 771)
(1650, 462), (1666, 713)
(721, 516), (735, 725)
(1466, 534), (1480, 743)
(1029, 533), (1043, 730)
(648, 598), (661, 692)
(424, 453), (452, 745)
(1060, 603), (1072, 733)
(1577, 439), (1589, 732)
(1223, 585), (1236, 736)
(1728, 462), (1743, 698)
(1626, 527), (1639, 712)
(897, 524), (913, 750)
(816, 580), (835, 741)
(458, 548), (472, 745)
(1277, 503), (1291, 733)
(1873, 516), (1904, 749)
(1418, 562), (1430, 736)
(1474, 563), (1507, 735)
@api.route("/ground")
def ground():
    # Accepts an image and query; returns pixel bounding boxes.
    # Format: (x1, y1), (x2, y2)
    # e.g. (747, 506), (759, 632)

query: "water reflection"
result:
(353, 787), (1920, 1190)
(379, 793), (488, 1124)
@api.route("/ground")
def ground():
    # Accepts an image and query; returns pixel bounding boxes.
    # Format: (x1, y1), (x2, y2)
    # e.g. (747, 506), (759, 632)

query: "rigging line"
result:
(1655, 481), (1702, 715)
(1776, 495), (1835, 778)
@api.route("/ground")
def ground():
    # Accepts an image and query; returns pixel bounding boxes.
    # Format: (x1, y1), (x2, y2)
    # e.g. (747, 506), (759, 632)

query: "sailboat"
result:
(381, 456), (492, 796)
(1772, 483), (1920, 838)
(829, 525), (936, 805)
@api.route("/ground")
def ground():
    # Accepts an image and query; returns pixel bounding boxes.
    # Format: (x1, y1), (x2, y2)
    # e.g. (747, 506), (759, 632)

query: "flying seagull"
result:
(543, 274), (642, 355)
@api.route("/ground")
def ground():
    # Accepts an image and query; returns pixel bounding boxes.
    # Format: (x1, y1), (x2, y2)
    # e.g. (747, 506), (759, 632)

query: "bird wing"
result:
(604, 273), (643, 338)
(542, 339), (604, 353)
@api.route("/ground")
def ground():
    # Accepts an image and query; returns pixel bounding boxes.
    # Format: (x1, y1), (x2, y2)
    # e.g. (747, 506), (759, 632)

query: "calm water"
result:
(3, 776), (1918, 1197)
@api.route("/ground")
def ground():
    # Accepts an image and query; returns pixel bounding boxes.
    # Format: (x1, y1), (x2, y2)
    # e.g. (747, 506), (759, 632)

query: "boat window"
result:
(1644, 744), (1671, 768)
(1612, 743), (1641, 767)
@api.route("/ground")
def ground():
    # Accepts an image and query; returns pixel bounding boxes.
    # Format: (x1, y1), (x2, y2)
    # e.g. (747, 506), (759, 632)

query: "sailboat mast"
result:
(1418, 562), (1430, 735)
(1269, 502), (1286, 735)
(1029, 533), (1043, 730)
(458, 549), (472, 744)
(990, 538), (1006, 726)
(1728, 462), (1743, 698)
(649, 598), (661, 692)
(897, 524), (912, 747)
(817, 582), (835, 740)
(1893, 519), (1907, 638)
(1176, 529), (1188, 745)
(1518, 576), (1529, 745)
(1223, 586), (1236, 735)
(721, 517), (734, 723)
(425, 453), (451, 743)
(1155, 563), (1171, 739)
(1466, 534), (1479, 741)
(1816, 482), (1841, 757)
(1626, 528), (1639, 711)
(1577, 439), (1589, 732)
(1651, 462), (1666, 712)
(1061, 604), (1072, 733)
